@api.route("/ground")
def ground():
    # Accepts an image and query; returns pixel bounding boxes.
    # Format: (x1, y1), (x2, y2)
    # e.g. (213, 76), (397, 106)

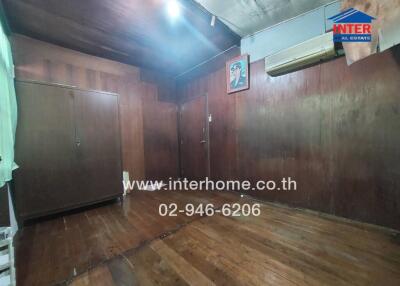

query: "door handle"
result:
(200, 140), (206, 144)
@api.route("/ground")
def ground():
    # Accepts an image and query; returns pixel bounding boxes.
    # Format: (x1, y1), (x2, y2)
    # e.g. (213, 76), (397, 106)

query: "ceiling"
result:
(1, 0), (240, 75)
(194, 0), (335, 37)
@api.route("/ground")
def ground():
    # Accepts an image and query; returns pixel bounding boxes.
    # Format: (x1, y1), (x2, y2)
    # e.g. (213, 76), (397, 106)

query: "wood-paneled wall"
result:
(142, 85), (179, 180)
(11, 34), (179, 181)
(178, 48), (400, 230)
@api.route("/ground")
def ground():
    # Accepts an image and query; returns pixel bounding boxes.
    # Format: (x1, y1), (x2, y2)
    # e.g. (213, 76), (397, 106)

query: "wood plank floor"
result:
(15, 191), (400, 286)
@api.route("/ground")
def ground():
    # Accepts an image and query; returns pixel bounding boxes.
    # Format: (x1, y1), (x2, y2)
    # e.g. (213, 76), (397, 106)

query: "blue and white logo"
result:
(328, 8), (376, 42)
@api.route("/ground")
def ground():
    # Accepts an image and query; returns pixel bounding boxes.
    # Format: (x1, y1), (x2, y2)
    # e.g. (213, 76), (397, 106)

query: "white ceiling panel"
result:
(194, 0), (336, 36)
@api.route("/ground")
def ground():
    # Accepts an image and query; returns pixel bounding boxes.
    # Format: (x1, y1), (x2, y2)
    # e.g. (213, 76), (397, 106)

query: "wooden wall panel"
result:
(142, 84), (179, 180)
(11, 34), (179, 181)
(178, 48), (400, 230)
(319, 51), (400, 228)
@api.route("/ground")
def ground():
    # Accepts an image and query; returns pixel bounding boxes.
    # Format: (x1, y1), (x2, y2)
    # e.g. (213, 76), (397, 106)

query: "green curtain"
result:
(0, 21), (17, 188)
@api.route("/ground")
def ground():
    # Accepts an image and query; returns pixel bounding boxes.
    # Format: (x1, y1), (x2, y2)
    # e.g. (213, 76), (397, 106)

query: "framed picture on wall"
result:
(226, 54), (249, 94)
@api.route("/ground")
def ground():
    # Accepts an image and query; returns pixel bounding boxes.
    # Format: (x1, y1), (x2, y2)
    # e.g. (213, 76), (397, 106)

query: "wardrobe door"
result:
(72, 89), (122, 204)
(14, 81), (76, 219)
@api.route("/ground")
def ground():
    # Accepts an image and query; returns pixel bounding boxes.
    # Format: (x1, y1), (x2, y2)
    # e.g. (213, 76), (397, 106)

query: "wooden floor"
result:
(15, 191), (400, 286)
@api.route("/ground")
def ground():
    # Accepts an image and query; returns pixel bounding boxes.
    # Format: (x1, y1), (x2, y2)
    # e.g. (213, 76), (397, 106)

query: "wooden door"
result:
(180, 95), (209, 180)
(73, 89), (122, 204)
(14, 81), (77, 219)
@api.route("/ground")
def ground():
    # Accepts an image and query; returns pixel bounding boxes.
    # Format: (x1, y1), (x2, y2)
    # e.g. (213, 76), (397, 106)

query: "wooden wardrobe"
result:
(13, 80), (123, 222)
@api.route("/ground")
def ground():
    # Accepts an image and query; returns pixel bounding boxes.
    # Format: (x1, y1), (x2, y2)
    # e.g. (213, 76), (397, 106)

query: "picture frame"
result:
(226, 54), (249, 94)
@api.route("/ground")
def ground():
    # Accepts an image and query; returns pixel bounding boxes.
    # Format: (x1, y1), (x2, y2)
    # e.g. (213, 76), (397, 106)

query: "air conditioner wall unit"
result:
(265, 32), (335, 76)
